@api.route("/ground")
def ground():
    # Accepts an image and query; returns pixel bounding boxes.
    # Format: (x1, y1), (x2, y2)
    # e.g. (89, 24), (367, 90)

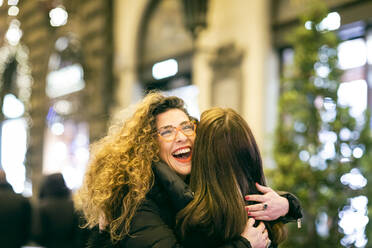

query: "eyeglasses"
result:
(157, 121), (196, 142)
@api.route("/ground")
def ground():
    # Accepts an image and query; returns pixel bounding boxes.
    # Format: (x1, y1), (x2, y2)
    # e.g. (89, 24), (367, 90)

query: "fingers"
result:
(245, 203), (267, 212)
(255, 183), (272, 193)
(256, 222), (266, 233)
(267, 239), (272, 248)
(245, 208), (272, 221)
(245, 204), (268, 220)
(245, 194), (265, 202)
(247, 217), (256, 227)
(252, 215), (272, 221)
(262, 229), (269, 240)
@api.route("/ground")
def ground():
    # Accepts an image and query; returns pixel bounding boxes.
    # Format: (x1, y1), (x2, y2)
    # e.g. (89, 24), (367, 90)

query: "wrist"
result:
(239, 236), (253, 248)
(281, 192), (303, 220)
(281, 196), (290, 217)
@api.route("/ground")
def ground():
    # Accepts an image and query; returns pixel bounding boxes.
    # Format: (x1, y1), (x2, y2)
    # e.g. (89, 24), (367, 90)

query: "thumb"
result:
(256, 183), (272, 193)
(247, 217), (255, 227)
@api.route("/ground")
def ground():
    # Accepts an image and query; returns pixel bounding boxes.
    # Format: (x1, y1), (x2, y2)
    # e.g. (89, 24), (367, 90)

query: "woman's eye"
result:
(182, 124), (193, 131)
(160, 129), (173, 136)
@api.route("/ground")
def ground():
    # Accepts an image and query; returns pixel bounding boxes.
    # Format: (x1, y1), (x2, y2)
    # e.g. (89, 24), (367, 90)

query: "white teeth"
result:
(173, 148), (191, 155)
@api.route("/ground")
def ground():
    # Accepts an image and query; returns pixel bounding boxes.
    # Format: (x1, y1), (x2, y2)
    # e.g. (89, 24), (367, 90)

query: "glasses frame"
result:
(157, 121), (196, 142)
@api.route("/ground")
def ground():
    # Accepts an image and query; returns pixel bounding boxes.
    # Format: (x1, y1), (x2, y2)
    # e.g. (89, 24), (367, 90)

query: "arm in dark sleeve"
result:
(120, 199), (183, 248)
(278, 192), (303, 223)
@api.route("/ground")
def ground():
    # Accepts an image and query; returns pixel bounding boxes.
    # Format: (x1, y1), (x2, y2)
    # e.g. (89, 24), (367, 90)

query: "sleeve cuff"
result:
(237, 236), (252, 248)
(279, 192), (303, 224)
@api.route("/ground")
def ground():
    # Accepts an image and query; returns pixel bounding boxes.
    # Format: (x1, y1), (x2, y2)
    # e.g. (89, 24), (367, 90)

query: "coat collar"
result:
(152, 161), (194, 212)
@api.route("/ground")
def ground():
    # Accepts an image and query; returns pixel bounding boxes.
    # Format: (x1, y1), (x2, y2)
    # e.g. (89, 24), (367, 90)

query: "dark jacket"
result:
(156, 163), (302, 248)
(89, 161), (302, 248)
(0, 181), (31, 248)
(88, 162), (253, 248)
(151, 162), (302, 248)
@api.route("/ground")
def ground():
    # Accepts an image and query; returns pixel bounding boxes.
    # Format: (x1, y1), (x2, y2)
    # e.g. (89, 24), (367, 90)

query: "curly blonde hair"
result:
(75, 92), (188, 242)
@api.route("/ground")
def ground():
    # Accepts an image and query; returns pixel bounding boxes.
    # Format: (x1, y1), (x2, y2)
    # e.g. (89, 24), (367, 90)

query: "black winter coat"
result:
(88, 161), (302, 248)
(88, 162), (254, 248)
(0, 182), (31, 248)
(156, 164), (302, 248)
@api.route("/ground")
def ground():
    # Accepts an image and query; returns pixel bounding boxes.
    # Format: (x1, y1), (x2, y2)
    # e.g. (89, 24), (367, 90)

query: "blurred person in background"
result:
(32, 173), (88, 248)
(0, 169), (31, 248)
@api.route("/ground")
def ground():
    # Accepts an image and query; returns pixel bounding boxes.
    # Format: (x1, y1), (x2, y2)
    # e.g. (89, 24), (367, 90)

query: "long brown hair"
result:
(75, 92), (189, 242)
(177, 107), (287, 245)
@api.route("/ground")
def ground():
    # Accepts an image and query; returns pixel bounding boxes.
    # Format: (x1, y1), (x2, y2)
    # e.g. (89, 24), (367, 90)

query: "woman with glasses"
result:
(76, 92), (301, 248)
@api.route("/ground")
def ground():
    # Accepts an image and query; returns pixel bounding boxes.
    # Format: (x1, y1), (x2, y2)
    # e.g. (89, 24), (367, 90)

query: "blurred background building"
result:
(0, 0), (372, 246)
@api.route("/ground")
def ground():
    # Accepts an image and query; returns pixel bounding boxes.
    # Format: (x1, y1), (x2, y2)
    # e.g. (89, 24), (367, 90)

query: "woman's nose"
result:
(174, 129), (188, 142)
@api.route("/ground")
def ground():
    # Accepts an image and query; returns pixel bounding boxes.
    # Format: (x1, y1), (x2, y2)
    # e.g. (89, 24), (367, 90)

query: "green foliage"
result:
(270, 1), (372, 247)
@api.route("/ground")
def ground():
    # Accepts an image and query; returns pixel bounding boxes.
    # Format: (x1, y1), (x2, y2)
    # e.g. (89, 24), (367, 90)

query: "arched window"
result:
(138, 0), (200, 118)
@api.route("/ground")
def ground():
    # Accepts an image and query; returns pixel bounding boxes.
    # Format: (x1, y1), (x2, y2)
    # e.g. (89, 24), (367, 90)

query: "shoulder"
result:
(133, 181), (174, 227)
(118, 181), (179, 247)
(0, 185), (30, 208)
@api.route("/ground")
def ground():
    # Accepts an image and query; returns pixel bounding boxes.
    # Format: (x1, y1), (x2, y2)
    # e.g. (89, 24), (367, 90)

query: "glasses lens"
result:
(159, 127), (175, 139)
(181, 122), (195, 135)
(158, 121), (195, 141)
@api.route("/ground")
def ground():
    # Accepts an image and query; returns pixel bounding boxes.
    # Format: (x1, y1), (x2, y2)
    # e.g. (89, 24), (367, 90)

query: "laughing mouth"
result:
(172, 147), (192, 162)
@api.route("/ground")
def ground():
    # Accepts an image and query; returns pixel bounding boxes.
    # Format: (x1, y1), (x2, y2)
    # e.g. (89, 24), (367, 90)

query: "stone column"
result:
(79, 0), (114, 142)
(18, 0), (53, 200)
